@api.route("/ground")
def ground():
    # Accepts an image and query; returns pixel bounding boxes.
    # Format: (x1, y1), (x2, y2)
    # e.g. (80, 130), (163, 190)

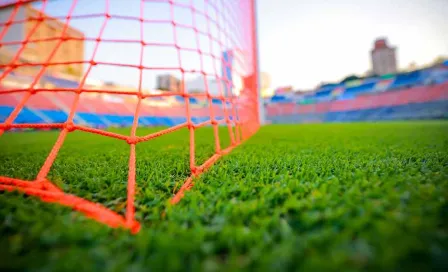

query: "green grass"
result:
(1, 122), (447, 271)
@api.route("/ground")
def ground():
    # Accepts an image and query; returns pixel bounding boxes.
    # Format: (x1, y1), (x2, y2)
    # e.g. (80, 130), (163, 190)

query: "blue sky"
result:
(33, 0), (448, 90)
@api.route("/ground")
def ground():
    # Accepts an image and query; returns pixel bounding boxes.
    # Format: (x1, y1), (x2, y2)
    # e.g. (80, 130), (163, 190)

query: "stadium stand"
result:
(0, 71), (227, 128)
(1, 64), (447, 127)
(265, 64), (448, 123)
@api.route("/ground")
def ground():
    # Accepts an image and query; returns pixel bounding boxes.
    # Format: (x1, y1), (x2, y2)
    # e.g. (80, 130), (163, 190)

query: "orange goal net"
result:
(0, 0), (261, 232)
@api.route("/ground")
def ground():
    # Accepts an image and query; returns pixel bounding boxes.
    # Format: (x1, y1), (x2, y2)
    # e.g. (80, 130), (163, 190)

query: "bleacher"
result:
(0, 72), (231, 129)
(265, 64), (448, 123)
(2, 64), (448, 127)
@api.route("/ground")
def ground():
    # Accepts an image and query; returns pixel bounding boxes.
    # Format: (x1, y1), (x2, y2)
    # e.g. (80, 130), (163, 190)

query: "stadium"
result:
(1, 0), (447, 271)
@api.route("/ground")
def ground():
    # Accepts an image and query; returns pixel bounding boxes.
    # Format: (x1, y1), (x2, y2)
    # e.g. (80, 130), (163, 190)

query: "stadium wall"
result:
(265, 82), (448, 123)
(1, 82), (446, 128)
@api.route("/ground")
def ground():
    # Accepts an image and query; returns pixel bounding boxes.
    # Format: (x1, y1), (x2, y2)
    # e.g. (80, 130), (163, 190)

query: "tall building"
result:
(156, 74), (180, 92)
(185, 76), (222, 95)
(0, 3), (85, 79)
(260, 72), (272, 97)
(260, 72), (271, 90)
(371, 38), (397, 76)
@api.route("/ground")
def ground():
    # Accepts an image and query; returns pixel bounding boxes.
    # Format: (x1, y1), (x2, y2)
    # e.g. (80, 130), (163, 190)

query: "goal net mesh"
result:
(0, 0), (260, 232)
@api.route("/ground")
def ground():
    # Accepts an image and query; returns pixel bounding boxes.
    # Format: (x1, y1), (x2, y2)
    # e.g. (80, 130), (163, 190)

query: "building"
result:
(184, 76), (223, 95)
(260, 72), (273, 97)
(260, 72), (271, 90)
(156, 74), (180, 92)
(0, 3), (85, 79)
(371, 38), (397, 76)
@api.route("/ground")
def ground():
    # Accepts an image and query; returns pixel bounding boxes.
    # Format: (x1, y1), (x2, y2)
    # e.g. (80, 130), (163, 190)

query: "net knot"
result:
(1, 124), (11, 131)
(65, 122), (75, 132)
(34, 178), (47, 187)
(29, 88), (37, 95)
(127, 136), (139, 145)
(130, 221), (141, 234)
(191, 167), (199, 175)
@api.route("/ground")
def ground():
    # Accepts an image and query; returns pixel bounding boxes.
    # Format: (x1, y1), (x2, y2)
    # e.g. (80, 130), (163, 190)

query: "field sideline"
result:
(1, 122), (447, 271)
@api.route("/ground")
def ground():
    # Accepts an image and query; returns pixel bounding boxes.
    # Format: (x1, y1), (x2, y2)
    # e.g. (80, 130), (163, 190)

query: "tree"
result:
(431, 56), (447, 66)
(340, 74), (361, 84)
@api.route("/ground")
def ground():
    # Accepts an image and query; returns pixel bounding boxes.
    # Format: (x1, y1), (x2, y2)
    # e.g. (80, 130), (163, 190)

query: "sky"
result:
(258, 0), (448, 90)
(27, 0), (448, 91)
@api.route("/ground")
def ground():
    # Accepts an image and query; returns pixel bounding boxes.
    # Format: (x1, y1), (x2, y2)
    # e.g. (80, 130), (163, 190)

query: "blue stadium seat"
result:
(344, 82), (376, 97)
(387, 71), (422, 90)
(175, 96), (199, 104)
(41, 110), (68, 123)
(15, 108), (46, 124)
(0, 106), (13, 123)
(77, 112), (108, 127)
(270, 95), (293, 103)
(191, 116), (210, 124)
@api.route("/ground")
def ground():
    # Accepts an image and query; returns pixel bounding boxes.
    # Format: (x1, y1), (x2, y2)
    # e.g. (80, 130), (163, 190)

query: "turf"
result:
(0, 122), (447, 271)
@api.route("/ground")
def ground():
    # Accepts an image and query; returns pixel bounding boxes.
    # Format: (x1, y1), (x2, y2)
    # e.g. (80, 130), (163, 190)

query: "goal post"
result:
(252, 0), (264, 126)
(0, 0), (261, 232)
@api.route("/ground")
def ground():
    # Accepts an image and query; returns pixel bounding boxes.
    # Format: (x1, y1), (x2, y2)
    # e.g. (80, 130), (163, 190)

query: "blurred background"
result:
(261, 0), (448, 123)
(0, 0), (447, 127)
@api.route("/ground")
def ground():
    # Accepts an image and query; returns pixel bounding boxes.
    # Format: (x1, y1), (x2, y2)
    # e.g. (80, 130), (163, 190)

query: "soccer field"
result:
(1, 122), (447, 271)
